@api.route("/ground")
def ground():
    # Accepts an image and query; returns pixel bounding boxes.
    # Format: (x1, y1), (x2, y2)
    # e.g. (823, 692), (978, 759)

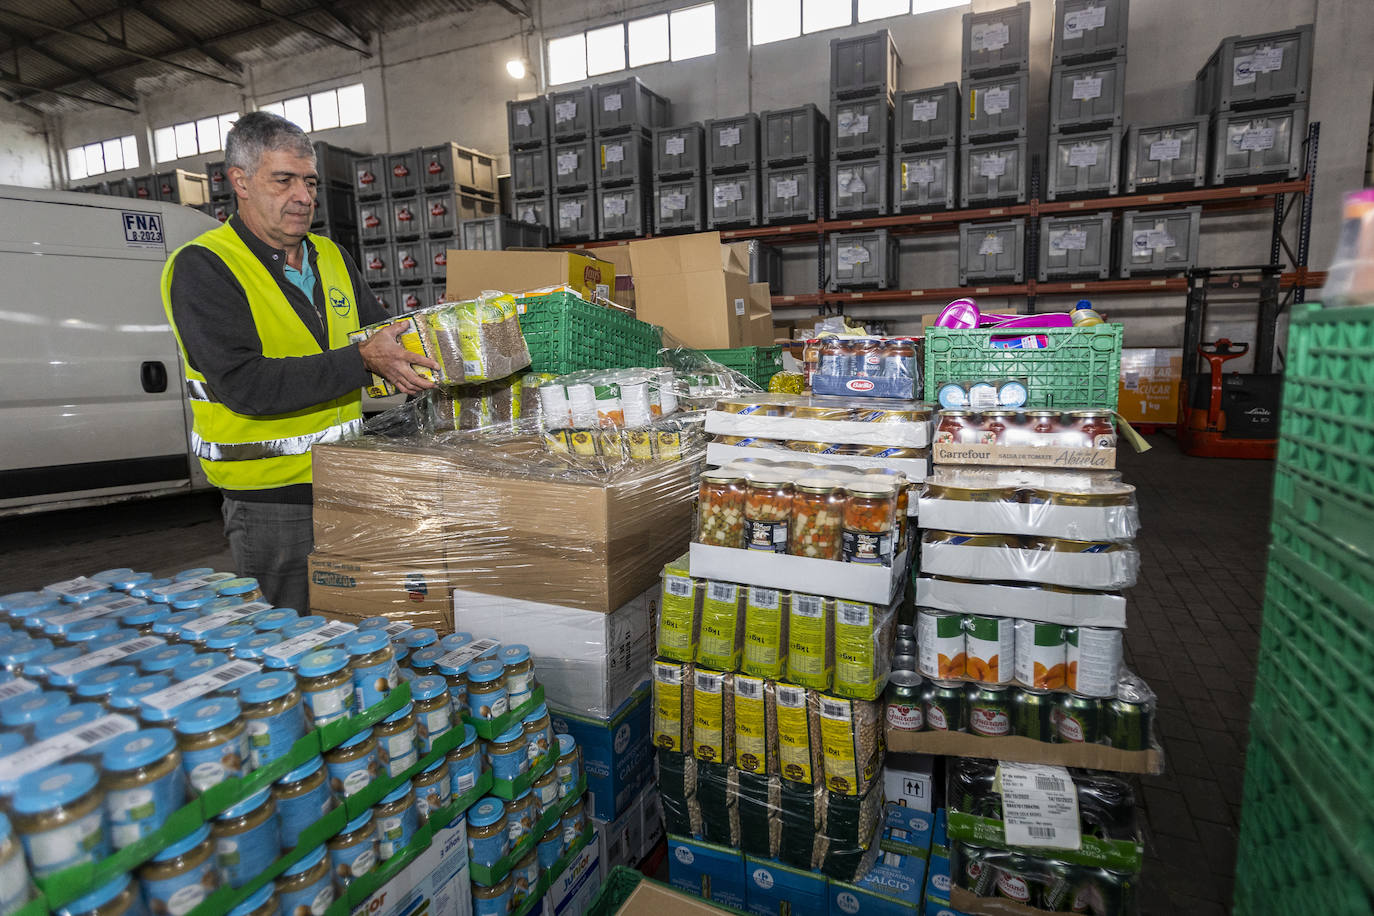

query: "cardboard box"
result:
(453, 588), (653, 718)
(919, 540), (1139, 591)
(932, 810), (948, 856)
(616, 881), (739, 915)
(914, 575), (1127, 628)
(881, 802), (935, 858)
(630, 233), (750, 349)
(592, 781), (665, 873)
(915, 498), (1139, 542)
(551, 687), (653, 820)
(830, 850), (927, 916)
(444, 249), (615, 301)
(885, 728), (1164, 775)
(688, 544), (909, 605)
(1118, 347), (1181, 426)
(745, 856), (829, 916)
(669, 836), (748, 910)
(746, 282), (774, 347)
(924, 851), (952, 907)
(932, 442), (1116, 469)
(542, 835), (603, 916)
(349, 812), (470, 916)
(883, 757), (936, 815)
(308, 553), (453, 627)
(594, 243), (635, 277)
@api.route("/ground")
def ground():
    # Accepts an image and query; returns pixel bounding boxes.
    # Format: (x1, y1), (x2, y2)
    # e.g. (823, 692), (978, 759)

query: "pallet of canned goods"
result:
(932, 407), (1120, 469)
(919, 466), (1140, 542)
(920, 530), (1140, 591)
(914, 574), (1127, 629)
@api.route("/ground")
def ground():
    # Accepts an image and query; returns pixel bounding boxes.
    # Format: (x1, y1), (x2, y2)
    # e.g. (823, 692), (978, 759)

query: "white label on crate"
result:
(774, 178), (799, 200)
(604, 196), (627, 217)
(713, 182), (743, 205)
(972, 22), (1010, 52)
(0, 715), (137, 783)
(555, 100), (577, 122)
(661, 192), (687, 214)
(1134, 228), (1176, 252)
(605, 144), (625, 163)
(519, 205), (538, 224)
(837, 112), (870, 137)
(179, 601), (272, 638)
(982, 88), (1011, 115)
(559, 200), (583, 223)
(1071, 77), (1103, 101)
(1251, 46), (1285, 73)
(1063, 6), (1105, 38)
(556, 151), (579, 175)
(1232, 55), (1257, 86)
(911, 99), (939, 122)
(604, 92), (623, 112)
(907, 160), (935, 185)
(1149, 138), (1182, 161)
(140, 660), (262, 711)
(1068, 143), (1099, 168)
(734, 297), (747, 316)
(1240, 127), (1276, 151)
(261, 621), (356, 665)
(0, 679), (38, 705)
(838, 246), (871, 267)
(48, 636), (165, 678)
(1050, 229), (1089, 252)
(997, 763), (1081, 850)
(978, 234), (1005, 256)
(719, 126), (741, 147)
(515, 108), (532, 127)
(665, 136), (686, 156)
(978, 155), (1008, 178)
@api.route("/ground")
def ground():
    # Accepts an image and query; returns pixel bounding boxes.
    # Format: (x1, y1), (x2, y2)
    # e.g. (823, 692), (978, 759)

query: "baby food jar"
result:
(410, 675), (454, 753)
(277, 617), (327, 643)
(536, 822), (563, 870)
(74, 666), (137, 707)
(176, 697), (251, 793)
(374, 702), (419, 778)
(412, 757), (451, 825)
(486, 726), (528, 783)
(0, 690), (70, 734)
(324, 728), (378, 798)
(226, 883), (279, 916)
(215, 578), (263, 602)
(400, 629), (438, 653)
(555, 734), (581, 797)
(467, 660), (508, 720)
(11, 762), (109, 878)
(510, 852), (541, 909)
(274, 844), (335, 916)
(251, 609), (299, 633)
(372, 781), (417, 861)
(445, 725), (482, 796)
(356, 617), (389, 632)
(521, 703), (553, 763)
(234, 633), (283, 662)
(168, 591), (219, 613)
(101, 570), (154, 593)
(505, 789), (536, 847)
(344, 632), (398, 713)
(211, 788), (280, 889)
(560, 796), (586, 847)
(437, 655), (470, 714)
(54, 873), (146, 916)
(101, 729), (187, 849)
(204, 625), (257, 653)
(136, 822), (218, 916)
(239, 670), (306, 769)
(530, 769), (559, 813)
(439, 633), (472, 653)
(297, 648), (355, 727)
(0, 812), (33, 916)
(466, 798), (509, 870)
(406, 647), (444, 679)
(65, 618), (119, 646)
(272, 756), (336, 850)
(135, 643), (196, 674)
(498, 645), (535, 710)
(470, 876), (512, 916)
(326, 811), (377, 886)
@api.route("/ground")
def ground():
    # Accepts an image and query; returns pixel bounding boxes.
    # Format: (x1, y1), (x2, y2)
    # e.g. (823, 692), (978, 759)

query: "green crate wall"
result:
(700, 346), (785, 388)
(518, 291), (664, 375)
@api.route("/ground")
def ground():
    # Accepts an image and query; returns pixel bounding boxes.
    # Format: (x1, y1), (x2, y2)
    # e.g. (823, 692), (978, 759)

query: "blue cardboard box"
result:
(551, 684), (651, 821)
(669, 835), (748, 911)
(881, 803), (935, 859)
(925, 901), (970, 916)
(830, 850), (926, 916)
(745, 856), (829, 916)
(931, 808), (949, 856)
(925, 852), (952, 907)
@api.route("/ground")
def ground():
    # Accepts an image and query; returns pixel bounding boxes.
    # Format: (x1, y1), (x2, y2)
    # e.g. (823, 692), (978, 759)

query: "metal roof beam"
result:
(9, 33), (140, 103)
(129, 4), (244, 76)
(0, 70), (139, 111)
(303, 0), (372, 50)
(490, 0), (532, 16)
(222, 0), (371, 58)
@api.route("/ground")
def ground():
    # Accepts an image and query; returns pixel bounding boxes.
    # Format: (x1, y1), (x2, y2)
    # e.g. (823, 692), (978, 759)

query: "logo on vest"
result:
(328, 286), (352, 316)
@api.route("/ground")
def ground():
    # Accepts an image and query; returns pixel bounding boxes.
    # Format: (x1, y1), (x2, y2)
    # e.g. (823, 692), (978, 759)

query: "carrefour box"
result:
(924, 851), (952, 907)
(593, 782), (651, 872)
(932, 809), (949, 856)
(881, 803), (935, 859)
(744, 856), (829, 916)
(669, 835), (748, 911)
(551, 686), (653, 821)
(830, 850), (926, 916)
(349, 812), (471, 916)
(542, 834), (603, 916)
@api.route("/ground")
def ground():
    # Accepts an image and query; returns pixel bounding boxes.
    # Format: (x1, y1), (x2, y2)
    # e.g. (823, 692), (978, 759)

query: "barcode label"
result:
(748, 588), (780, 610)
(1027, 826), (1056, 839)
(436, 637), (501, 671)
(707, 582), (737, 603)
(794, 595), (825, 618)
(665, 575), (693, 598)
(180, 601), (272, 637)
(262, 621), (357, 662)
(654, 663), (683, 685)
(0, 678), (39, 704)
(777, 686), (806, 707)
(0, 714), (138, 782)
(1036, 775), (1068, 793)
(383, 621), (414, 638)
(150, 576), (213, 598)
(695, 671), (723, 692)
(44, 576), (104, 597)
(141, 661), (262, 711)
(44, 598), (138, 628)
(837, 602), (871, 627)
(820, 698), (851, 721)
(997, 762), (1081, 850)
(735, 677), (762, 700)
(48, 636), (165, 678)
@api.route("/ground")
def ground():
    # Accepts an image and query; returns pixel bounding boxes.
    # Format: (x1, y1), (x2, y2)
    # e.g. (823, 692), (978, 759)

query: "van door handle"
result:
(141, 361), (168, 393)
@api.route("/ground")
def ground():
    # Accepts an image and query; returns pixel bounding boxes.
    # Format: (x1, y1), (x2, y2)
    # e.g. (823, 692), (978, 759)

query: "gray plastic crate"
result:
(206, 160), (230, 198)
(1053, 0), (1130, 65)
(398, 284), (432, 313)
(209, 199), (235, 223)
(896, 83), (960, 150)
(393, 241), (426, 284)
(763, 163), (822, 224)
(311, 185), (356, 230)
(390, 197), (423, 239)
(106, 178), (135, 198)
(1195, 25), (1314, 113)
(371, 284), (398, 315)
(961, 138), (1027, 207)
(353, 155), (385, 199)
(507, 97), (550, 149)
(962, 3), (1031, 77)
(511, 194), (551, 229)
(963, 71), (1029, 142)
(762, 104), (829, 165)
(313, 141), (359, 188)
(425, 239), (449, 282)
(553, 138), (597, 190)
(1046, 127), (1121, 200)
(959, 219), (1026, 285)
(554, 189), (597, 242)
(829, 230), (899, 291)
(597, 133), (653, 186)
(1050, 59), (1126, 132)
(831, 96), (894, 158)
(1038, 212), (1114, 281)
(655, 177), (706, 235)
(361, 242), (393, 286)
(385, 149), (422, 197)
(422, 191), (459, 236)
(511, 147), (551, 196)
(654, 123), (705, 176)
(1118, 206), (1202, 278)
(830, 29), (901, 99)
(707, 114), (761, 173)
(598, 183), (651, 238)
(1209, 104), (1307, 184)
(550, 87), (595, 139)
(456, 193), (498, 222)
(461, 216), (550, 250)
(706, 170), (761, 229)
(594, 77), (670, 136)
(830, 155), (890, 218)
(422, 142), (497, 194)
(741, 240), (784, 292)
(1125, 118), (1209, 193)
(893, 146), (958, 212)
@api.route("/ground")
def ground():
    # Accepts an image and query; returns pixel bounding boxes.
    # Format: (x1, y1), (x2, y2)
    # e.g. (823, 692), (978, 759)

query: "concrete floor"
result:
(1, 434), (1271, 915)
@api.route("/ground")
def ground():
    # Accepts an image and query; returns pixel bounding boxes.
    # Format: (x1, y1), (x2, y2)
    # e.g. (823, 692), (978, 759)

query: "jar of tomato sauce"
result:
(935, 410), (974, 444)
(1069, 410), (1116, 448)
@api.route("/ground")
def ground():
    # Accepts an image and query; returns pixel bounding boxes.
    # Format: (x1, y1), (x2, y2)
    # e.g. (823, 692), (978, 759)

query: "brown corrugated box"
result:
(443, 250), (615, 301)
(307, 552), (453, 627)
(616, 882), (737, 915)
(748, 282), (774, 346)
(630, 232), (749, 349)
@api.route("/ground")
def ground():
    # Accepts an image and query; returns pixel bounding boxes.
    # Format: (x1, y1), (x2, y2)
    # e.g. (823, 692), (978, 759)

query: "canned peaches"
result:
(1013, 620), (1067, 689)
(964, 615), (1014, 684)
(916, 608), (965, 680)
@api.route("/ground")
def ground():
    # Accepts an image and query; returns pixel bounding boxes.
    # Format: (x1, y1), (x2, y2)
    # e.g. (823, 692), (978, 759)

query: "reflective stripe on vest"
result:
(190, 418), (363, 461)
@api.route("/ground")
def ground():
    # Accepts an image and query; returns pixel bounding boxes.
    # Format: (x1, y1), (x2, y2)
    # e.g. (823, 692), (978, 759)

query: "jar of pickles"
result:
(744, 474), (792, 553)
(842, 483), (897, 567)
(696, 472), (746, 548)
(789, 477), (843, 560)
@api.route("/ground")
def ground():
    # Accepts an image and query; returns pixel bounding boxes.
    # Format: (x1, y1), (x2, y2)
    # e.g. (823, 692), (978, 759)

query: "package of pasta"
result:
(818, 693), (884, 797)
(653, 659), (694, 754)
(424, 291), (530, 383)
(425, 373), (525, 432)
(741, 587), (789, 680)
(732, 674), (776, 776)
(696, 580), (746, 671)
(777, 777), (825, 870)
(692, 668), (735, 765)
(737, 771), (782, 860)
(775, 683), (823, 786)
(786, 592), (835, 690)
(832, 597), (899, 701)
(657, 556), (701, 663)
(350, 315), (443, 396)
(697, 760), (740, 847)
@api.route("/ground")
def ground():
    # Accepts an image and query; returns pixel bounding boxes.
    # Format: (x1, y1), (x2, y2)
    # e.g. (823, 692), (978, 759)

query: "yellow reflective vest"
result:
(161, 223), (362, 491)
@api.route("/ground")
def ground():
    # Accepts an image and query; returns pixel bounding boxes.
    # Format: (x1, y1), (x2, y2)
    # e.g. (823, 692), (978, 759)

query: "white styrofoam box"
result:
(705, 411), (931, 447)
(706, 443), (929, 481)
(916, 498), (1138, 541)
(452, 586), (653, 718)
(542, 834), (604, 916)
(915, 575), (1126, 628)
(919, 539), (1139, 590)
(688, 544), (909, 605)
(349, 814), (470, 916)
(883, 753), (935, 812)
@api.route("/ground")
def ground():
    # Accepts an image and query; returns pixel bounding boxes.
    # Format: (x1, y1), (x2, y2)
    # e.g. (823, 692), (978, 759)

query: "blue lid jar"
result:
(176, 697), (241, 735)
(129, 578), (172, 599)
(410, 675), (447, 702)
(499, 644), (530, 666)
(134, 643), (196, 673)
(378, 780), (412, 807)
(280, 616), (328, 640)
(557, 733), (576, 755)
(216, 786), (270, 820)
(86, 630), (139, 653)
(234, 633), (283, 660)
(138, 698), (187, 724)
(109, 675), (171, 711)
(13, 761), (100, 814)
(103, 727), (177, 772)
(382, 702), (414, 726)
(409, 647), (445, 671)
(336, 727), (373, 750)
(440, 633), (472, 652)
(198, 597), (246, 616)
(494, 724), (523, 744)
(278, 754), (324, 785)
(357, 617), (391, 631)
(345, 631), (390, 656)
(0, 690), (69, 728)
(238, 670), (295, 705)
(152, 611), (203, 637)
(65, 618), (119, 643)
(1, 637), (53, 667)
(28, 646), (83, 680)
(172, 568), (215, 582)
(149, 821), (211, 861)
(204, 624), (257, 651)
(46, 579), (112, 604)
(169, 590), (219, 611)
(469, 659), (504, 683)
(215, 578), (261, 597)
(90, 568), (136, 587)
(55, 873), (132, 916)
(251, 608), (298, 632)
(73, 665), (136, 700)
(107, 571), (154, 592)
(469, 797), (506, 828)
(171, 653), (229, 682)
(34, 703), (105, 740)
(298, 648), (349, 678)
(117, 603), (166, 628)
(1, 592), (58, 616)
(262, 643), (312, 670)
(401, 629), (438, 650)
(226, 883), (275, 916)
(459, 724), (478, 750)
(341, 810), (372, 834)
(282, 843), (327, 876)
(522, 702), (549, 724)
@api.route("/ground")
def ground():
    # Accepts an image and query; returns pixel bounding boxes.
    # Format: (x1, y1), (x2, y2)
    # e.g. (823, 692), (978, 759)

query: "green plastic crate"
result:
(923, 323), (1122, 410)
(517, 291), (664, 375)
(700, 345), (785, 388)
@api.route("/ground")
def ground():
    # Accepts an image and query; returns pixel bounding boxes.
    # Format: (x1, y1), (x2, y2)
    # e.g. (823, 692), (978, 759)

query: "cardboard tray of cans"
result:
(705, 396), (933, 448)
(932, 409), (1117, 469)
(916, 575), (1126, 629)
(887, 729), (1163, 776)
(919, 532), (1140, 591)
(918, 467), (1139, 541)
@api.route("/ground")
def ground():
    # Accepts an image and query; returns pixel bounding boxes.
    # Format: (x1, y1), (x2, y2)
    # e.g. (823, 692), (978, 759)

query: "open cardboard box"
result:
(616, 881), (738, 915)
(915, 576), (1126, 628)
(443, 249), (615, 301)
(886, 727), (1165, 775)
(630, 232), (749, 349)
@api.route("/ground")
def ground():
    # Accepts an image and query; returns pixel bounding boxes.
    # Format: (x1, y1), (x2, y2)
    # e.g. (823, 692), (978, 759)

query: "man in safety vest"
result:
(162, 111), (436, 611)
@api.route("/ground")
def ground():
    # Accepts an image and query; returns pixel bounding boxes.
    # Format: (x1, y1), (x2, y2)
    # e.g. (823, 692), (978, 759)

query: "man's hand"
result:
(357, 321), (441, 394)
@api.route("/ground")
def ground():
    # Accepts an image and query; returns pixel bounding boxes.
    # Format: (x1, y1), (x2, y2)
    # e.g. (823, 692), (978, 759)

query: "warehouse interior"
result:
(2, 1), (1373, 916)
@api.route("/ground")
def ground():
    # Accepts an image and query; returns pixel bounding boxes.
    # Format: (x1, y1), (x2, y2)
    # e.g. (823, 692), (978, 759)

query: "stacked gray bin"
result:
(829, 230), (899, 291)
(509, 97), (554, 241)
(894, 83), (959, 213)
(705, 114), (762, 228)
(761, 105), (828, 224)
(960, 4), (1030, 207)
(1193, 26), (1312, 185)
(959, 219), (1027, 285)
(553, 134), (597, 242)
(594, 77), (667, 240)
(1039, 212), (1115, 281)
(1125, 117), (1209, 192)
(461, 217), (549, 251)
(1118, 206), (1202, 278)
(829, 30), (899, 220)
(1046, 0), (1127, 202)
(653, 123), (706, 235)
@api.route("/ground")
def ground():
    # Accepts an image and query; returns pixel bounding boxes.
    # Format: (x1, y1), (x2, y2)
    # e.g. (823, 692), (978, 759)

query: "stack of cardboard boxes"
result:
(629, 231), (774, 349)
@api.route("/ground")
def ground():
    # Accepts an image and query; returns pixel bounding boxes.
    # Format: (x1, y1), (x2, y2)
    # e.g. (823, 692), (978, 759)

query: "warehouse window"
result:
(257, 84), (366, 133)
(153, 112), (237, 164)
(804, 0), (851, 33)
(66, 134), (138, 180)
(546, 3), (715, 85)
(754, 0), (966, 43)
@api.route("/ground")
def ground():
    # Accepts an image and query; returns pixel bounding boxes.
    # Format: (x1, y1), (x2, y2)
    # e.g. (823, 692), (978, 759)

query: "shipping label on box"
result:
(1118, 347), (1181, 425)
(670, 836), (748, 910)
(745, 856), (829, 916)
(551, 687), (653, 821)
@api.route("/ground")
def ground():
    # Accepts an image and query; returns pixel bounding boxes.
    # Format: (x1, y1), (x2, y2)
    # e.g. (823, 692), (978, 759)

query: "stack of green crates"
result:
(1234, 303), (1374, 915)
(700, 346), (785, 388)
(923, 324), (1123, 410)
(518, 290), (664, 375)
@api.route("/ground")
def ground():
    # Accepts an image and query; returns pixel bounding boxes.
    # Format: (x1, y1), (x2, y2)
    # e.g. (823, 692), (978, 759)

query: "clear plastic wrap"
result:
(934, 408), (1116, 449)
(350, 315), (442, 397)
(915, 575), (1127, 629)
(652, 660), (694, 755)
(426, 372), (526, 432)
(920, 531), (1140, 590)
(920, 467), (1140, 541)
(810, 336), (920, 400)
(949, 844), (1140, 915)
(426, 292), (531, 383)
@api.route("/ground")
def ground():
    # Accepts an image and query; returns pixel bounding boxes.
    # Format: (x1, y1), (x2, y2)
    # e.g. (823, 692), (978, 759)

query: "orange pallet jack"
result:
(1178, 339), (1278, 459)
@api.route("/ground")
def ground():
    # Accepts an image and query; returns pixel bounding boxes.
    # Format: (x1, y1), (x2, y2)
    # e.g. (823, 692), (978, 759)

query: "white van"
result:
(0, 185), (218, 515)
